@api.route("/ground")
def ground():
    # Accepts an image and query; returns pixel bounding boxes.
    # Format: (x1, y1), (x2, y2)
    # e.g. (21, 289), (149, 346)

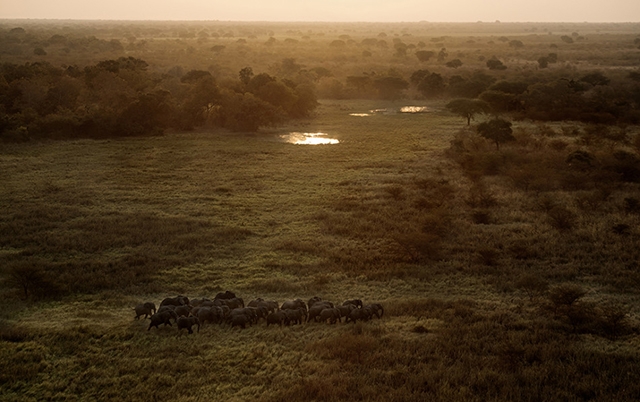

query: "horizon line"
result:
(2, 18), (640, 24)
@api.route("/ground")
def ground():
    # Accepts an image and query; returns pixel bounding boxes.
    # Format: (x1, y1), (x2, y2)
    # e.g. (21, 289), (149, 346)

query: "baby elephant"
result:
(134, 302), (157, 320)
(177, 316), (200, 334)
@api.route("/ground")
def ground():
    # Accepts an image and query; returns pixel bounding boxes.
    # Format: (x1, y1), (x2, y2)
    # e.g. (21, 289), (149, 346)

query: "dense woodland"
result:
(2, 20), (640, 402)
(2, 20), (640, 141)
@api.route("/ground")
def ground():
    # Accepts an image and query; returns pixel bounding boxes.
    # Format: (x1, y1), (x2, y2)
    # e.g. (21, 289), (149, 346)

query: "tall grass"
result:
(1, 100), (640, 401)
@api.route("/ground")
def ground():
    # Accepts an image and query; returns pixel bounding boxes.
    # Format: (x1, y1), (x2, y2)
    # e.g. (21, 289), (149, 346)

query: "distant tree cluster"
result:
(441, 70), (640, 125)
(0, 59), (318, 140)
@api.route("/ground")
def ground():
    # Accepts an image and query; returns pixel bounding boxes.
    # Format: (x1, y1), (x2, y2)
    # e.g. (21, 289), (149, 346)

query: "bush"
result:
(547, 206), (576, 231)
(548, 283), (586, 309)
(515, 273), (548, 300)
(623, 197), (640, 214)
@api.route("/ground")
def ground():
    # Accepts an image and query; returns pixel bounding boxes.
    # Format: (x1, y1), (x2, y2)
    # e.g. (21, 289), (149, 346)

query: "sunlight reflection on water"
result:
(400, 106), (429, 113)
(351, 106), (430, 116)
(281, 132), (339, 145)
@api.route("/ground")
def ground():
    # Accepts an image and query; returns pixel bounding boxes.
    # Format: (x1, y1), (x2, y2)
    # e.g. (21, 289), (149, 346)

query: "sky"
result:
(2, 0), (640, 23)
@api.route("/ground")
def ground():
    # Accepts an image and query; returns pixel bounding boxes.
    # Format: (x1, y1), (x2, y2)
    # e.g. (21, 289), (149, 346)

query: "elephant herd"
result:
(134, 291), (384, 334)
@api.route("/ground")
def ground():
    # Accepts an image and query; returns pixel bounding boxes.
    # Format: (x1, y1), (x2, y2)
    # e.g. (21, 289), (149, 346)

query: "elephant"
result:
(342, 299), (363, 308)
(196, 307), (215, 325)
(247, 306), (269, 322)
(338, 304), (357, 319)
(214, 290), (236, 300)
(190, 306), (202, 317)
(134, 302), (156, 320)
(248, 299), (279, 314)
(307, 301), (335, 322)
(148, 310), (178, 330)
(319, 308), (341, 324)
(248, 298), (264, 307)
(190, 298), (212, 307)
(177, 316), (200, 334)
(280, 299), (307, 312)
(198, 306), (225, 326)
(230, 307), (257, 325)
(307, 296), (323, 309)
(160, 295), (190, 307)
(227, 297), (245, 309)
(157, 305), (176, 314)
(174, 305), (192, 318)
(365, 303), (384, 319)
(345, 307), (373, 324)
(231, 313), (251, 329)
(215, 297), (244, 310)
(284, 308), (306, 325)
(266, 311), (287, 327)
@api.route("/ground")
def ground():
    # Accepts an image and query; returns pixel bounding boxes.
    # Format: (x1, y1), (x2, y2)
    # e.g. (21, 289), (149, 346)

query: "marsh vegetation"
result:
(1, 20), (640, 401)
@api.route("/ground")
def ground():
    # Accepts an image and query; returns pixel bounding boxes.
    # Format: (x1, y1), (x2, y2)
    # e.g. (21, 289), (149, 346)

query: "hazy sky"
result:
(2, 0), (640, 22)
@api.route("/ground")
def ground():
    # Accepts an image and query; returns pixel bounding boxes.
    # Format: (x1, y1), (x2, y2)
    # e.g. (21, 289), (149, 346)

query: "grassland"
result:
(2, 98), (640, 401)
(2, 18), (640, 401)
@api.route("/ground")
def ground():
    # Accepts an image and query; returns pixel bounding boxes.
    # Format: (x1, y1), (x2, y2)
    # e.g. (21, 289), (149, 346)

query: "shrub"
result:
(623, 197), (640, 214)
(548, 283), (586, 309)
(515, 273), (548, 300)
(466, 182), (498, 208)
(598, 303), (630, 340)
(548, 139), (569, 151)
(471, 210), (492, 224)
(394, 232), (441, 262)
(477, 247), (500, 266)
(6, 263), (62, 300)
(546, 206), (576, 231)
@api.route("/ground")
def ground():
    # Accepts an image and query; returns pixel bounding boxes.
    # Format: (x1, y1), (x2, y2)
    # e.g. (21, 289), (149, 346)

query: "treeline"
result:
(0, 57), (318, 141)
(328, 67), (640, 125)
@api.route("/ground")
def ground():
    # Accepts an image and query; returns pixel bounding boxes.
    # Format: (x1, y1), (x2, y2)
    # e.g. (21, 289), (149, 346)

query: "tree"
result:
(415, 50), (435, 62)
(477, 118), (514, 150)
(239, 67), (254, 85)
(445, 59), (463, 68)
(417, 73), (445, 98)
(254, 80), (297, 114)
(508, 40), (524, 48)
(538, 57), (549, 69)
(221, 92), (285, 132)
(486, 57), (507, 70)
(446, 99), (490, 125)
(437, 48), (448, 62)
(560, 35), (574, 44)
(180, 70), (212, 83)
(180, 76), (221, 127)
(410, 69), (430, 86)
(346, 76), (372, 92)
(394, 43), (408, 57)
(580, 72), (610, 86)
(479, 90), (520, 113)
(373, 76), (409, 100)
(488, 81), (528, 95)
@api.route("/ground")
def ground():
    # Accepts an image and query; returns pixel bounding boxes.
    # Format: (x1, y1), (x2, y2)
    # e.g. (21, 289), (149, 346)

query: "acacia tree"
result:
(446, 99), (490, 125)
(477, 118), (514, 150)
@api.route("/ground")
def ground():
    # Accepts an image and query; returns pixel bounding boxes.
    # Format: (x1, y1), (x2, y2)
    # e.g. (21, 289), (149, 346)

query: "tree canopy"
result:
(477, 118), (515, 150)
(446, 99), (490, 125)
